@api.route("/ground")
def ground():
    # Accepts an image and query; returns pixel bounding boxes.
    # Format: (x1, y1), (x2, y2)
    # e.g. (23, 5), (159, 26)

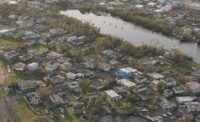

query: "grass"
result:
(0, 60), (45, 87)
(59, 107), (78, 122)
(0, 38), (20, 49)
(14, 98), (40, 122)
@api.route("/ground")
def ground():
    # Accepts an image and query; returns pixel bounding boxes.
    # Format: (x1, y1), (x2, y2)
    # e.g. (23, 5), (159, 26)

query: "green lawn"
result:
(0, 60), (45, 87)
(0, 38), (20, 49)
(60, 107), (78, 122)
(14, 98), (40, 122)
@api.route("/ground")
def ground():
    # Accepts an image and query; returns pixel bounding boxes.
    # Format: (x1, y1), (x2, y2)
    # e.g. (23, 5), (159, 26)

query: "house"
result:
(50, 28), (64, 35)
(176, 96), (196, 104)
(67, 36), (85, 46)
(46, 52), (62, 60)
(18, 81), (36, 93)
(117, 79), (136, 88)
(136, 86), (151, 101)
(186, 102), (200, 112)
(4, 51), (19, 60)
(163, 89), (173, 98)
(91, 80), (104, 90)
(114, 87), (127, 94)
(72, 102), (85, 114)
(28, 62), (39, 71)
(12, 62), (26, 71)
(161, 78), (176, 87)
(49, 94), (64, 106)
(50, 75), (65, 85)
(186, 82), (200, 95)
(45, 61), (59, 71)
(147, 72), (164, 80)
(26, 92), (41, 105)
(102, 50), (114, 56)
(117, 67), (138, 79)
(159, 98), (176, 112)
(151, 80), (162, 91)
(68, 82), (79, 89)
(105, 90), (122, 102)
(172, 86), (185, 95)
(97, 62), (111, 72)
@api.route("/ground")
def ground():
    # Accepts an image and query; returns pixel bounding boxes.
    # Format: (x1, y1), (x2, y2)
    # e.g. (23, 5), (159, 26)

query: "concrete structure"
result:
(105, 90), (122, 102)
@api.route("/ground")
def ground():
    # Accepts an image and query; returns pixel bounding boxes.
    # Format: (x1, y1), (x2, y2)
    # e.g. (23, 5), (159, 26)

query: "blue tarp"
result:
(29, 35), (40, 39)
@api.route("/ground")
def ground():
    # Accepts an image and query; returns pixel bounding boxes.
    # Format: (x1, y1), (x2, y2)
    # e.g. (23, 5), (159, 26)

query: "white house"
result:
(105, 90), (122, 102)
(28, 62), (39, 71)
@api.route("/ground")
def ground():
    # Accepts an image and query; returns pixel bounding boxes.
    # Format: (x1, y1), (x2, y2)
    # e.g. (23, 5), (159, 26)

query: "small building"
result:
(45, 61), (59, 71)
(147, 72), (164, 80)
(117, 67), (138, 79)
(46, 52), (62, 60)
(12, 62), (26, 71)
(114, 87), (127, 94)
(72, 102), (85, 114)
(159, 98), (176, 112)
(163, 89), (173, 98)
(50, 75), (65, 85)
(26, 92), (41, 105)
(49, 94), (64, 106)
(105, 90), (122, 102)
(50, 28), (64, 35)
(172, 86), (185, 95)
(68, 82), (79, 89)
(67, 36), (85, 46)
(97, 62), (111, 72)
(186, 82), (200, 95)
(176, 96), (196, 104)
(162, 78), (176, 87)
(151, 80), (162, 91)
(186, 102), (200, 112)
(117, 79), (136, 88)
(28, 62), (39, 71)
(18, 81), (36, 93)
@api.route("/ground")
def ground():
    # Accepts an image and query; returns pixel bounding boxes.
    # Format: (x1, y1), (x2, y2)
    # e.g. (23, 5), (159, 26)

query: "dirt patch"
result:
(0, 64), (7, 85)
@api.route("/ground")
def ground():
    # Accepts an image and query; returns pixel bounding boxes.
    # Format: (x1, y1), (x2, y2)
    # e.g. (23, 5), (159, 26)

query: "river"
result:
(60, 10), (200, 63)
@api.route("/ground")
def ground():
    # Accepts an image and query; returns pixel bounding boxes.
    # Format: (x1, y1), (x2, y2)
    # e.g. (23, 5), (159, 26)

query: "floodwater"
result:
(60, 10), (200, 63)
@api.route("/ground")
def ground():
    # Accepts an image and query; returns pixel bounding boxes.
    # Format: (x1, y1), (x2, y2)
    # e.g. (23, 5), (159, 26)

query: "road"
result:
(0, 65), (19, 122)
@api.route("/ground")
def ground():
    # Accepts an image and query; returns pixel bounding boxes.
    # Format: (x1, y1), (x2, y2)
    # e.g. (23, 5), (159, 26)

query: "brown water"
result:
(60, 10), (200, 63)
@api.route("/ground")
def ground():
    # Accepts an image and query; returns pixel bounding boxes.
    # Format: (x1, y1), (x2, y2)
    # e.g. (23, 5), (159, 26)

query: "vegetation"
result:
(14, 99), (40, 122)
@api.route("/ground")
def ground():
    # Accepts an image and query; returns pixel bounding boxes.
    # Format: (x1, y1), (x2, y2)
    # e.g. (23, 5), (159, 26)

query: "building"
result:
(49, 94), (64, 106)
(117, 79), (136, 88)
(117, 67), (138, 79)
(186, 82), (200, 95)
(186, 102), (200, 112)
(26, 92), (41, 105)
(176, 96), (196, 104)
(162, 78), (176, 87)
(12, 62), (26, 71)
(72, 102), (85, 114)
(151, 80), (162, 91)
(172, 86), (185, 95)
(159, 98), (176, 112)
(105, 90), (122, 102)
(28, 62), (39, 71)
(147, 72), (164, 80)
(18, 81), (36, 93)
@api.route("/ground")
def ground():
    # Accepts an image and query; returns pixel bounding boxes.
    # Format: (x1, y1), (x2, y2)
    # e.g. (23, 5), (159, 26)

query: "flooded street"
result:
(61, 10), (200, 63)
